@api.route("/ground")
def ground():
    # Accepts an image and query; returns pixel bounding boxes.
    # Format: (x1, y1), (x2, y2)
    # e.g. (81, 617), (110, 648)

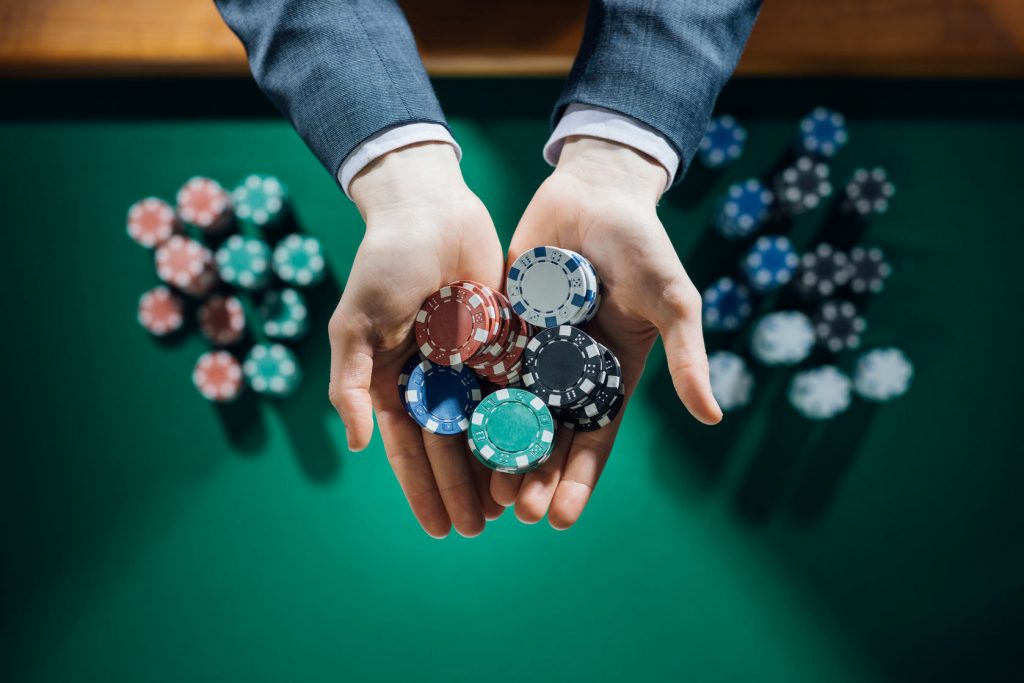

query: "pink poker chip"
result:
(176, 176), (233, 233)
(127, 197), (179, 248)
(137, 286), (185, 336)
(155, 235), (218, 297)
(192, 351), (244, 402)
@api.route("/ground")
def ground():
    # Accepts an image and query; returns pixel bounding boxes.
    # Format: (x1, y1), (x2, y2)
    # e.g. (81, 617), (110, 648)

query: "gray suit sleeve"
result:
(214, 0), (448, 181)
(556, 0), (762, 183)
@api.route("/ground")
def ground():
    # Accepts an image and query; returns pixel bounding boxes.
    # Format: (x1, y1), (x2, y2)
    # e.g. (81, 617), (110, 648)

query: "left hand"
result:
(492, 136), (723, 529)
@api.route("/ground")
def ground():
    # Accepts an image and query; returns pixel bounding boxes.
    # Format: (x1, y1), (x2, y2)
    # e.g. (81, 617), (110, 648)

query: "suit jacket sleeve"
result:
(214, 0), (447, 180)
(556, 0), (762, 183)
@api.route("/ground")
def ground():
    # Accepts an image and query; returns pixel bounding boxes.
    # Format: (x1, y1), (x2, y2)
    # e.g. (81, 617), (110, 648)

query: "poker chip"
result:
(814, 300), (866, 353)
(708, 351), (754, 412)
(521, 325), (603, 408)
(215, 235), (272, 290)
(192, 351), (244, 403)
(702, 277), (753, 332)
(796, 107), (849, 158)
(273, 234), (326, 287)
(198, 295), (246, 346)
(794, 243), (851, 300)
(699, 114), (747, 169)
(154, 235), (218, 297)
(564, 249), (601, 325)
(774, 155), (832, 215)
(176, 176), (233, 233)
(557, 344), (624, 431)
(243, 343), (302, 397)
(713, 178), (774, 240)
(854, 347), (913, 402)
(403, 357), (482, 434)
(788, 365), (852, 420)
(415, 283), (493, 365)
(137, 286), (184, 336)
(232, 174), (289, 229)
(742, 235), (799, 292)
(847, 246), (892, 295)
(750, 311), (815, 366)
(259, 288), (308, 341)
(127, 197), (179, 248)
(507, 246), (593, 328)
(842, 167), (896, 219)
(468, 388), (556, 474)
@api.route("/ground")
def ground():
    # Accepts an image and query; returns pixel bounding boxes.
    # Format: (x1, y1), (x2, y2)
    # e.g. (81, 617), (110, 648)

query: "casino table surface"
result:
(2, 78), (1023, 683)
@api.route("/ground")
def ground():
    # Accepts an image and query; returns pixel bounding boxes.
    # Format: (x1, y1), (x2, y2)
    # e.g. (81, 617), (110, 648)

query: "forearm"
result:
(214, 0), (448, 181)
(557, 0), (762, 181)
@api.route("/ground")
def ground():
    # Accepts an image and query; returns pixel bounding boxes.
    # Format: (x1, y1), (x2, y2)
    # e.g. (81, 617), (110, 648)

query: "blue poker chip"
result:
(713, 178), (774, 239)
(403, 358), (482, 434)
(742, 235), (800, 292)
(796, 107), (848, 158)
(699, 115), (747, 168)
(397, 354), (423, 417)
(702, 277), (753, 331)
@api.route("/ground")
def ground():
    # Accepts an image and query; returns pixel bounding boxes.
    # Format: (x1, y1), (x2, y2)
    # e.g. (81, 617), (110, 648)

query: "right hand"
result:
(329, 142), (506, 538)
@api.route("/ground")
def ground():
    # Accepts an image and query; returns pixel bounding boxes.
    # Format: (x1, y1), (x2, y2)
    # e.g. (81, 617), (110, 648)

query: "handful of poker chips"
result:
(400, 248), (622, 474)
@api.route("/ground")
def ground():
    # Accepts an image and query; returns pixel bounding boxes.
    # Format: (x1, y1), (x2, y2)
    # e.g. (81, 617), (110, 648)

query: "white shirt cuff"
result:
(544, 104), (681, 191)
(337, 123), (461, 199)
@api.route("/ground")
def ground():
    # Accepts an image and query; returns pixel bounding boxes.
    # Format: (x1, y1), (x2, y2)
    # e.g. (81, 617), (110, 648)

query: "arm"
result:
(214, 0), (452, 182)
(551, 0), (762, 182)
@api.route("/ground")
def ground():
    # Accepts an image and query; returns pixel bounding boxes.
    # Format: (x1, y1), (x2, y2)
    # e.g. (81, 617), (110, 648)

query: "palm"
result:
(330, 189), (506, 538)
(492, 168), (721, 528)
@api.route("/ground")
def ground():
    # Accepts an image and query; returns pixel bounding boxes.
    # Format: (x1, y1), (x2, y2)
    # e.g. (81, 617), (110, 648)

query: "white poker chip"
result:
(854, 347), (913, 402)
(751, 311), (816, 366)
(788, 365), (851, 420)
(506, 246), (594, 328)
(708, 351), (754, 412)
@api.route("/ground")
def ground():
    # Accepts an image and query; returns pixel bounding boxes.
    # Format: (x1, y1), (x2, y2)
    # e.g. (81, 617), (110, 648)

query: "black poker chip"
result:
(842, 167), (896, 218)
(847, 246), (893, 295)
(794, 243), (851, 300)
(557, 344), (624, 423)
(814, 300), (866, 353)
(522, 325), (604, 408)
(774, 156), (833, 216)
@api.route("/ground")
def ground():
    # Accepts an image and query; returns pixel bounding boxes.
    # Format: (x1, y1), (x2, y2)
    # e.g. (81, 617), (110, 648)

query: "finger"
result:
(655, 289), (723, 425)
(467, 451), (506, 521)
(548, 422), (621, 530)
(490, 471), (523, 507)
(328, 311), (377, 451)
(375, 404), (452, 538)
(514, 429), (572, 524)
(422, 431), (486, 537)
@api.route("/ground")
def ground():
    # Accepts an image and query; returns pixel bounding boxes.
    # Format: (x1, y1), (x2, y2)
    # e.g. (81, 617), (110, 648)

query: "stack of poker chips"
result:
(506, 246), (601, 328)
(128, 173), (330, 403)
(697, 107), (914, 421)
(698, 115), (747, 169)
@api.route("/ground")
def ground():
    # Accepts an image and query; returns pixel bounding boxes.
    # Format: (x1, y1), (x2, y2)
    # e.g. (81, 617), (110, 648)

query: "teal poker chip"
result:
(243, 343), (301, 397)
(259, 288), (309, 341)
(468, 388), (556, 474)
(232, 174), (289, 228)
(215, 235), (272, 290)
(273, 234), (326, 287)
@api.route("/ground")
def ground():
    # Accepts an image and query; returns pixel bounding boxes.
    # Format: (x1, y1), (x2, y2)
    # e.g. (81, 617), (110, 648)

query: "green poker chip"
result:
(215, 235), (272, 290)
(468, 388), (555, 474)
(243, 343), (301, 397)
(273, 234), (326, 287)
(259, 288), (309, 341)
(232, 174), (289, 228)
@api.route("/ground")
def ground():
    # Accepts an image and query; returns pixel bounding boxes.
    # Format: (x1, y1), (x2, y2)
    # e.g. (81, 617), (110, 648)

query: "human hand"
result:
(492, 136), (723, 529)
(329, 142), (506, 538)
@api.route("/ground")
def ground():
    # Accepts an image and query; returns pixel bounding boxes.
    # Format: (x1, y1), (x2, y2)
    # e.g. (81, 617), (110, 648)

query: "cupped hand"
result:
(491, 136), (723, 529)
(329, 142), (506, 538)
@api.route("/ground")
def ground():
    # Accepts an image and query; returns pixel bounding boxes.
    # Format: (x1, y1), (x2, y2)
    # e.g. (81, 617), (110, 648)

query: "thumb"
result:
(655, 290), (723, 425)
(328, 312), (376, 451)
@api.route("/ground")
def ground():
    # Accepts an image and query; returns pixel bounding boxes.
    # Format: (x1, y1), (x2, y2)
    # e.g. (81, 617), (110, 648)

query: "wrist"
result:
(350, 141), (464, 217)
(554, 136), (668, 204)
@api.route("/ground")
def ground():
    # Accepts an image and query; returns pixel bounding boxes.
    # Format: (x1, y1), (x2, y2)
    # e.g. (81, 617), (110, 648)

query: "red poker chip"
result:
(127, 197), (179, 248)
(137, 286), (184, 336)
(468, 291), (514, 368)
(192, 351), (244, 402)
(176, 176), (233, 232)
(198, 295), (246, 346)
(155, 235), (218, 297)
(414, 283), (494, 365)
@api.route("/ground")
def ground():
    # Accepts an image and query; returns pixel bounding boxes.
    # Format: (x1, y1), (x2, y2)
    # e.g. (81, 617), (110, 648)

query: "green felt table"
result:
(2, 78), (1023, 683)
